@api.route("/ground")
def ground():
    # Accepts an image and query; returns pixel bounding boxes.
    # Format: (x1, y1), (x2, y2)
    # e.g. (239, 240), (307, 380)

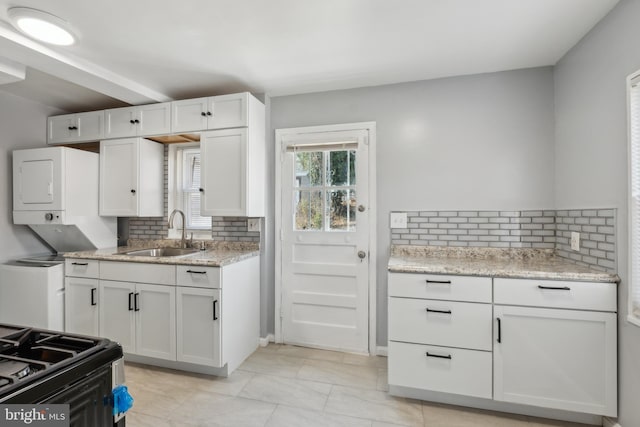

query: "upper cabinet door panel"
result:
(208, 93), (247, 130)
(105, 107), (137, 139)
(76, 111), (104, 141)
(137, 102), (171, 136)
(171, 98), (208, 133)
(99, 139), (138, 216)
(47, 111), (104, 144)
(48, 114), (76, 144)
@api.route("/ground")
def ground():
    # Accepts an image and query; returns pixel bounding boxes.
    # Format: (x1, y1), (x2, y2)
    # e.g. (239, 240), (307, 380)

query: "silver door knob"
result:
(358, 205), (366, 212)
(357, 250), (367, 259)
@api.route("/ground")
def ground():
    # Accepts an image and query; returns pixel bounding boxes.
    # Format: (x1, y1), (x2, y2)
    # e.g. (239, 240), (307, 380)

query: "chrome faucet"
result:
(168, 209), (187, 248)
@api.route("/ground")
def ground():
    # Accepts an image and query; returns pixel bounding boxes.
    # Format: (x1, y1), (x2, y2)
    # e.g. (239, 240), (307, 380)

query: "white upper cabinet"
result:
(99, 138), (164, 217)
(105, 102), (171, 139)
(48, 111), (104, 144)
(171, 93), (249, 133)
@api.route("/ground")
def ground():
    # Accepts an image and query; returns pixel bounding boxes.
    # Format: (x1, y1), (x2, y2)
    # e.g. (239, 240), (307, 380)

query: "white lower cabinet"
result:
(388, 273), (617, 419)
(176, 286), (222, 366)
(64, 277), (99, 336)
(99, 280), (176, 361)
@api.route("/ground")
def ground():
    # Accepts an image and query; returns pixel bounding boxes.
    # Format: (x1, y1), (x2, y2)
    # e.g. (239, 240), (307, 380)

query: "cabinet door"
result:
(135, 283), (176, 361)
(99, 280), (136, 354)
(64, 277), (99, 336)
(176, 287), (222, 367)
(208, 93), (247, 129)
(200, 128), (247, 216)
(105, 107), (137, 139)
(76, 111), (104, 141)
(138, 102), (171, 136)
(494, 305), (617, 417)
(99, 138), (138, 216)
(47, 114), (76, 144)
(171, 97), (208, 133)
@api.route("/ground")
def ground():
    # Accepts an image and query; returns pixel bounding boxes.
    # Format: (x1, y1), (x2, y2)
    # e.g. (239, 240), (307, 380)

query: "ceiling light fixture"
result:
(7, 7), (77, 46)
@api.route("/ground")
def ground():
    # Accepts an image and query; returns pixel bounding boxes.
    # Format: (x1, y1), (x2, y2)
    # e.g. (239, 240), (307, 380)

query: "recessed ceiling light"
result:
(7, 7), (77, 46)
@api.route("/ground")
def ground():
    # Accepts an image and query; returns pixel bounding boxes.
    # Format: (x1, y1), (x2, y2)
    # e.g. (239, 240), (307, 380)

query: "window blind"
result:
(629, 75), (640, 324)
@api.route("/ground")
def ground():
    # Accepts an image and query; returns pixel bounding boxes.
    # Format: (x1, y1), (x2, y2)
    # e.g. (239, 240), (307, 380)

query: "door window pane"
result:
(327, 150), (356, 186)
(295, 152), (323, 187)
(294, 190), (323, 230)
(328, 190), (356, 231)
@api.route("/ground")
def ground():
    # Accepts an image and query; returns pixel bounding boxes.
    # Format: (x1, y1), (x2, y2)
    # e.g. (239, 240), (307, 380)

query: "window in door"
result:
(293, 149), (357, 232)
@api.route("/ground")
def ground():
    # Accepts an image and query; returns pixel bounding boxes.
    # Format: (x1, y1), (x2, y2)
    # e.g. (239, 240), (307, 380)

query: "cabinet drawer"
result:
(389, 298), (492, 351)
(388, 273), (491, 303)
(176, 265), (221, 289)
(100, 261), (175, 285)
(388, 341), (492, 399)
(65, 259), (99, 278)
(494, 278), (616, 311)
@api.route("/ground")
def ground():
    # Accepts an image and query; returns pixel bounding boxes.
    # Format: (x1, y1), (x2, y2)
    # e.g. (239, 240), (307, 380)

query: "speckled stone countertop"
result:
(63, 239), (259, 267)
(389, 246), (620, 283)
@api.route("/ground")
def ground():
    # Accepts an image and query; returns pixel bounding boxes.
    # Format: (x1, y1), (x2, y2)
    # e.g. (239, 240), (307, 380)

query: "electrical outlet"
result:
(570, 232), (580, 251)
(390, 212), (408, 229)
(248, 218), (260, 232)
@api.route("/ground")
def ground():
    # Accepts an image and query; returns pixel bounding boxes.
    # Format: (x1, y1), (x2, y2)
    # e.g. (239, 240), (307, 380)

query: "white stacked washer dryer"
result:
(0, 146), (117, 331)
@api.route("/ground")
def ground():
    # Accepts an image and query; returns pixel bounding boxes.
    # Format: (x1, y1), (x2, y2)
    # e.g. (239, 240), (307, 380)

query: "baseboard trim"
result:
(376, 346), (388, 356)
(603, 417), (621, 427)
(259, 334), (275, 347)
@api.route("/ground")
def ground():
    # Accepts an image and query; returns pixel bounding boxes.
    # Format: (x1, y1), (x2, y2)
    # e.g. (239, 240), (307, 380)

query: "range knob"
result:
(44, 213), (54, 221)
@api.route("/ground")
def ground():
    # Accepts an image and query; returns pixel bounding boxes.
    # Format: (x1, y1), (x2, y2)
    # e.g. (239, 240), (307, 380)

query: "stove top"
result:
(0, 324), (118, 401)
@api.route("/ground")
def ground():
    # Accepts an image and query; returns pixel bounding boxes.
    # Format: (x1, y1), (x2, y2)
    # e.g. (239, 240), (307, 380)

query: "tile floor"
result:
(124, 344), (593, 427)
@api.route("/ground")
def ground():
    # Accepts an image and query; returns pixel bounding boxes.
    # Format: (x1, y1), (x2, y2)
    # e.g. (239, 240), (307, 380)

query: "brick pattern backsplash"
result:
(555, 209), (616, 272)
(391, 208), (616, 273)
(125, 145), (260, 243)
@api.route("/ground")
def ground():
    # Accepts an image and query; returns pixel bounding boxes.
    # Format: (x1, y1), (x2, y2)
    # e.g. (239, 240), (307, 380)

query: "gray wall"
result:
(270, 67), (556, 345)
(0, 92), (62, 262)
(554, 0), (640, 424)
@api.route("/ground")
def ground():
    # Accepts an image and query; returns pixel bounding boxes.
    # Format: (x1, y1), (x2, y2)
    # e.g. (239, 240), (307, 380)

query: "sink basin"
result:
(122, 248), (200, 257)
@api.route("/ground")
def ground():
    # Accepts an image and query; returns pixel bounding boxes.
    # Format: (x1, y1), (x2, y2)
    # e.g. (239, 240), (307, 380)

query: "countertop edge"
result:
(63, 250), (260, 267)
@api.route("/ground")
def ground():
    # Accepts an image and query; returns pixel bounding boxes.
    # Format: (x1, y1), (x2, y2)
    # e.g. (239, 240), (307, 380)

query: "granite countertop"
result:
(63, 239), (259, 267)
(389, 246), (620, 283)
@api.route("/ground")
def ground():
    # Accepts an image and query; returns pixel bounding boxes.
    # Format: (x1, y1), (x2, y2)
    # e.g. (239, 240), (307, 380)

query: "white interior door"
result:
(280, 129), (370, 353)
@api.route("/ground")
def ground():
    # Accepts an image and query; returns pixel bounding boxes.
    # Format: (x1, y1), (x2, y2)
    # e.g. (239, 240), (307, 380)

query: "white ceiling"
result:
(0, 0), (620, 112)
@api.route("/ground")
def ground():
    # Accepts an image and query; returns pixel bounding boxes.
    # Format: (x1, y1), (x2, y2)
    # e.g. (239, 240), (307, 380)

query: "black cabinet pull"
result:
(72, 262), (88, 266)
(425, 279), (452, 284)
(134, 119), (140, 124)
(213, 300), (218, 320)
(130, 189), (136, 194)
(128, 292), (134, 311)
(129, 119), (135, 124)
(186, 270), (207, 274)
(426, 308), (452, 314)
(206, 111), (212, 116)
(68, 126), (78, 130)
(134, 293), (140, 311)
(538, 285), (571, 291)
(199, 188), (204, 192)
(91, 288), (97, 306)
(201, 112), (207, 117)
(426, 352), (451, 359)
(497, 317), (501, 343)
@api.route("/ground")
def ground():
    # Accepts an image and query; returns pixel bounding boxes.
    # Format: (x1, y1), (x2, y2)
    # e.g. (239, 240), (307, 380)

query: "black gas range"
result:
(0, 324), (128, 426)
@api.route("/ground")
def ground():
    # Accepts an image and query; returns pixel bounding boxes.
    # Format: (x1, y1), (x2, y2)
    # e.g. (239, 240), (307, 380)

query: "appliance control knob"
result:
(44, 213), (54, 221)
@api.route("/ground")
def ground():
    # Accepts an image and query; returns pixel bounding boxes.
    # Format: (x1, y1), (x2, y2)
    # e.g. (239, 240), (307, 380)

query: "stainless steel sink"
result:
(121, 248), (200, 257)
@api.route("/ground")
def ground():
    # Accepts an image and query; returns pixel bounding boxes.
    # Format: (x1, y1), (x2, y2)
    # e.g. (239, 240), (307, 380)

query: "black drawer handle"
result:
(186, 270), (207, 274)
(538, 285), (571, 291)
(91, 288), (97, 306)
(72, 262), (88, 266)
(213, 299), (218, 320)
(426, 279), (452, 284)
(134, 293), (140, 311)
(426, 308), (452, 314)
(497, 317), (501, 343)
(426, 352), (452, 359)
(128, 292), (134, 311)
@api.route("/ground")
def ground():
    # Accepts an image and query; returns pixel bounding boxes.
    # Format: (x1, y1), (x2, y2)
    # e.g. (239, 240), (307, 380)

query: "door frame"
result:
(274, 122), (377, 355)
